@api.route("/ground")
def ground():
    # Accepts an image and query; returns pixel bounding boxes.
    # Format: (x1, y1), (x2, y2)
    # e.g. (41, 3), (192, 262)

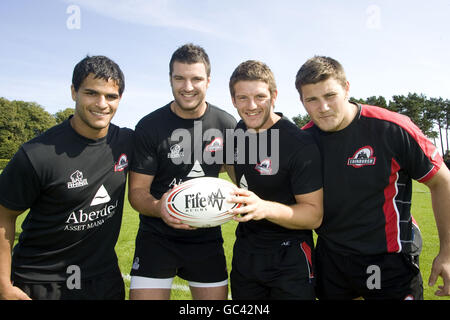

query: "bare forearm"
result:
(231, 188), (323, 230)
(0, 211), (17, 290)
(0, 208), (31, 300)
(425, 167), (450, 253)
(430, 185), (450, 253)
(424, 166), (450, 296)
(128, 188), (162, 218)
(265, 201), (323, 230)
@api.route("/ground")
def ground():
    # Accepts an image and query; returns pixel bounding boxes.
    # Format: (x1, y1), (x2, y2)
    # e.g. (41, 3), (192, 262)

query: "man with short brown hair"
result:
(128, 44), (236, 300)
(296, 55), (450, 300)
(228, 60), (323, 300)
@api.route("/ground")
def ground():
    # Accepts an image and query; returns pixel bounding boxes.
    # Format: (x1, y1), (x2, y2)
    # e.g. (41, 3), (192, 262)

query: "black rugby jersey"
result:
(0, 118), (133, 282)
(132, 102), (237, 242)
(303, 104), (442, 255)
(233, 115), (323, 250)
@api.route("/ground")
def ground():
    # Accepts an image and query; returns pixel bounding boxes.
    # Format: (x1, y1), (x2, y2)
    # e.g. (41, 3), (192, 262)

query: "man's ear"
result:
(71, 84), (77, 101)
(344, 81), (350, 100)
(231, 95), (237, 109)
(271, 90), (278, 107)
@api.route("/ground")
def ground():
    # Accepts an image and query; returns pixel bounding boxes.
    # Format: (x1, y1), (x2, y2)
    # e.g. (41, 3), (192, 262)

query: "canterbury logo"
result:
(67, 170), (88, 189)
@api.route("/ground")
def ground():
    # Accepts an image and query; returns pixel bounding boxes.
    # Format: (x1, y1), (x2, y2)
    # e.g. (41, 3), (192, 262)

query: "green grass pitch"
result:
(13, 174), (447, 300)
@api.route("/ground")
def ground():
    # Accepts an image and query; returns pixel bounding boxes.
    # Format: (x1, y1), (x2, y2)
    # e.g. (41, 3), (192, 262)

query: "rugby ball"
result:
(165, 177), (241, 228)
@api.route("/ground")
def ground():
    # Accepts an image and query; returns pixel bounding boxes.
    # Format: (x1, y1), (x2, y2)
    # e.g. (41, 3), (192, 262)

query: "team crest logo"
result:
(114, 153), (129, 172)
(167, 144), (184, 159)
(255, 158), (272, 175)
(67, 170), (88, 189)
(204, 137), (223, 152)
(347, 146), (376, 168)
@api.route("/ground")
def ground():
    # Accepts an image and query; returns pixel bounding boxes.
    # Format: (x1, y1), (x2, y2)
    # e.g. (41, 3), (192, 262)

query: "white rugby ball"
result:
(165, 177), (241, 228)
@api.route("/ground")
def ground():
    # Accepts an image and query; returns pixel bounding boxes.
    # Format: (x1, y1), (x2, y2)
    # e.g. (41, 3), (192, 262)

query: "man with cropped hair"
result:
(0, 55), (133, 300)
(128, 43), (236, 300)
(296, 55), (450, 299)
(228, 60), (323, 300)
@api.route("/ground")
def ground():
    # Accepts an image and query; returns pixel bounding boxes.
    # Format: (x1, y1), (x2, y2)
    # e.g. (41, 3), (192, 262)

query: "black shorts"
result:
(130, 229), (228, 284)
(315, 238), (423, 300)
(230, 239), (315, 300)
(13, 267), (125, 300)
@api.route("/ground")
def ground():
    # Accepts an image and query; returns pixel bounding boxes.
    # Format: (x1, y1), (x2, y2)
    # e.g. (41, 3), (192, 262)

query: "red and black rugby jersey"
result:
(303, 103), (442, 255)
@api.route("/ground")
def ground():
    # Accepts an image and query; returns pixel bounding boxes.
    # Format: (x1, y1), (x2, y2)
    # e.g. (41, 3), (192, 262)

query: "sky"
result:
(0, 0), (449, 130)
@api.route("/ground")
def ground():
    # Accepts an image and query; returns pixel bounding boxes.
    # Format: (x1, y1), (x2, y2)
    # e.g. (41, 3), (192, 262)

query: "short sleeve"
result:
(130, 122), (159, 176)
(394, 121), (442, 183)
(0, 147), (41, 211)
(290, 141), (323, 195)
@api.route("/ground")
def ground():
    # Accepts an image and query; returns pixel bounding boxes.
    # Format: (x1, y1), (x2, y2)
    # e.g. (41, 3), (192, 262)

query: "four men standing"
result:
(0, 46), (449, 300)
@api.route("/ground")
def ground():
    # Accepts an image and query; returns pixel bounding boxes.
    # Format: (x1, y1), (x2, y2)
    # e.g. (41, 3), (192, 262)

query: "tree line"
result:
(1, 93), (449, 160)
(292, 93), (450, 157)
(0, 97), (73, 159)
